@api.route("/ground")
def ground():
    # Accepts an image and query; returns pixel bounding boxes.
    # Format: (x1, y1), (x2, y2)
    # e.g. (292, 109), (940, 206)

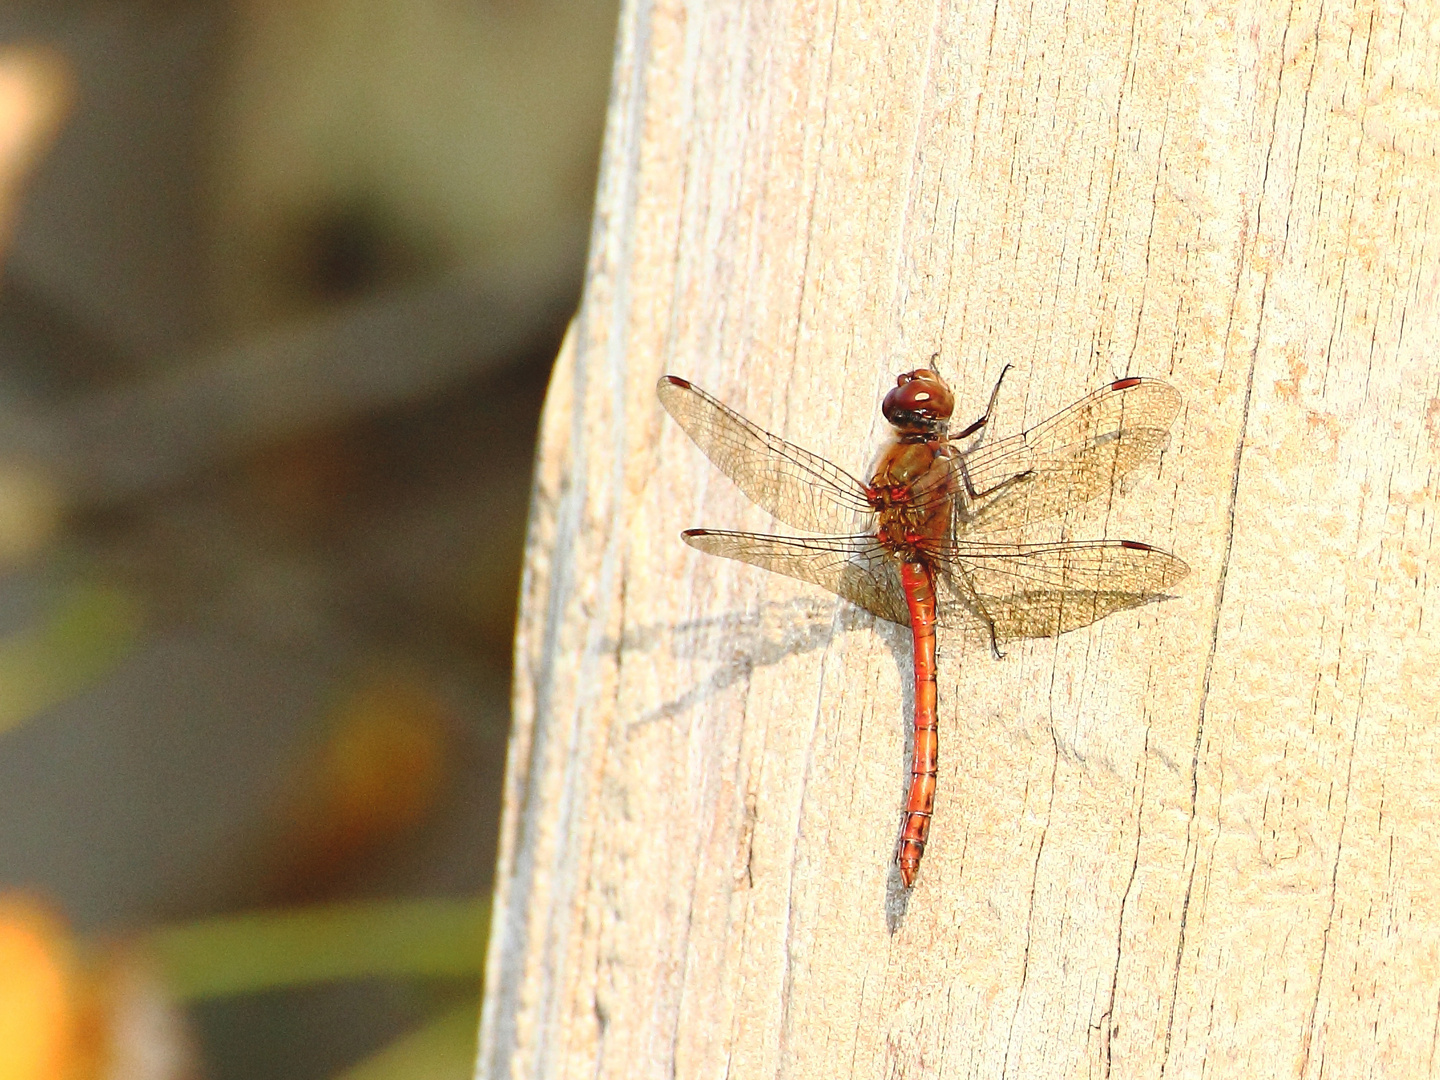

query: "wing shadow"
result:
(623, 597), (894, 728)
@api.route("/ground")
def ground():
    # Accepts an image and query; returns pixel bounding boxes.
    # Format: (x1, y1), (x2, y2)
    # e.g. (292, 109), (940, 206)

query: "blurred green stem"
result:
(146, 897), (489, 1001)
(0, 580), (140, 735)
(334, 999), (481, 1080)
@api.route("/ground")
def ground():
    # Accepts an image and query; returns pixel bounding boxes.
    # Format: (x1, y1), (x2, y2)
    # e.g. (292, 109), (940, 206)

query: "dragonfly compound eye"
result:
(883, 371), (955, 430)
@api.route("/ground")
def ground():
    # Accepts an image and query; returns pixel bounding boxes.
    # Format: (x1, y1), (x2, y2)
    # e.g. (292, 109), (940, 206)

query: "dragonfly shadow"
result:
(625, 597), (875, 729)
(629, 594), (931, 915)
(623, 586), (1182, 910)
(885, 866), (913, 929)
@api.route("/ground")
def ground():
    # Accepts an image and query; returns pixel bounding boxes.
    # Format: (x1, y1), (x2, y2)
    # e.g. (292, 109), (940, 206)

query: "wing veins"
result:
(659, 377), (874, 534)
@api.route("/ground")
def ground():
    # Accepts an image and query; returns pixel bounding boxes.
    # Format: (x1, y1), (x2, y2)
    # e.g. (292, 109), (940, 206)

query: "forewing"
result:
(959, 378), (1181, 533)
(658, 376), (874, 534)
(682, 529), (909, 626)
(937, 539), (1189, 643)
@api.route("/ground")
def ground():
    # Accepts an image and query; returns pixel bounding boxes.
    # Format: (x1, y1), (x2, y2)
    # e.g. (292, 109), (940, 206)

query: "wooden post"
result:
(479, 0), (1440, 1075)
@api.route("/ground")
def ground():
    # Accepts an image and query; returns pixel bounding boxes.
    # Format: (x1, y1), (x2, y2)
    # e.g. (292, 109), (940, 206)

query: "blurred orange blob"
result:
(0, 47), (72, 564)
(0, 896), (198, 1080)
(0, 463), (62, 567)
(242, 429), (367, 540)
(0, 46), (73, 253)
(0, 895), (75, 1080)
(270, 668), (453, 896)
(83, 950), (199, 1080)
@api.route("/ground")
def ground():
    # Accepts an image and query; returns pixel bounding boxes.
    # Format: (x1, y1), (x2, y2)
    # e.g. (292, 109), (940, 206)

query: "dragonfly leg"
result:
(937, 564), (1006, 659)
(957, 457), (1033, 503)
(972, 593), (1004, 659)
(953, 363), (1012, 440)
(953, 365), (1035, 504)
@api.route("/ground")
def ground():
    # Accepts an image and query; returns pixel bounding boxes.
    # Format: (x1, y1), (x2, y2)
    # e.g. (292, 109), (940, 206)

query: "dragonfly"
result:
(657, 365), (1189, 888)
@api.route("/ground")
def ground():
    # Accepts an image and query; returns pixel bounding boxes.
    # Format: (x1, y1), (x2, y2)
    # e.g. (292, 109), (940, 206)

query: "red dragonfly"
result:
(658, 365), (1188, 888)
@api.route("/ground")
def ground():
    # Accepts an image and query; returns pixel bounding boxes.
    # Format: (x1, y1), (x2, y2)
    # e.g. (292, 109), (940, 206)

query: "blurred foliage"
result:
(0, 891), (487, 1080)
(0, 579), (141, 737)
(334, 1001), (479, 1080)
(148, 897), (487, 1002)
(0, 1), (605, 1073)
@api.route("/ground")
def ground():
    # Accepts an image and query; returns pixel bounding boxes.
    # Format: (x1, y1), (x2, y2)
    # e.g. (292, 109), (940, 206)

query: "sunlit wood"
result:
(484, 0), (1440, 1075)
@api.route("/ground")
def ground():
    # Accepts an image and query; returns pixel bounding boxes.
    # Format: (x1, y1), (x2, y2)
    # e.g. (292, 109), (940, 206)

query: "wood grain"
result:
(478, 0), (1440, 1076)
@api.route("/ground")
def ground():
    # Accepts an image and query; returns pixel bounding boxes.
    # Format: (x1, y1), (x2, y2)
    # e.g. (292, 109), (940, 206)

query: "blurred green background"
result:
(0, 1), (616, 1077)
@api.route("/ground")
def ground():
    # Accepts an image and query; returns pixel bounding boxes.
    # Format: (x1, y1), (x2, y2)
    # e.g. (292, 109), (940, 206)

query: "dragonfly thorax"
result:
(869, 437), (957, 555)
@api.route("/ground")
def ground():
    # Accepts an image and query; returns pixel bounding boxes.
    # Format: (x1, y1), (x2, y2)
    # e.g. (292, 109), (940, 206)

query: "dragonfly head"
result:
(883, 369), (955, 434)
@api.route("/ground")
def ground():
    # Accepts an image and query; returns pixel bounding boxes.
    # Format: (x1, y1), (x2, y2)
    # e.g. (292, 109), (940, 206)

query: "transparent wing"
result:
(958, 378), (1182, 533)
(935, 538), (1189, 643)
(659, 376), (875, 534)
(681, 529), (909, 626)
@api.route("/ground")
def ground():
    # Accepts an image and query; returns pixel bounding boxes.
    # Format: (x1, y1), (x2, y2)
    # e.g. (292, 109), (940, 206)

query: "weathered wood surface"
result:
(478, 0), (1440, 1076)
